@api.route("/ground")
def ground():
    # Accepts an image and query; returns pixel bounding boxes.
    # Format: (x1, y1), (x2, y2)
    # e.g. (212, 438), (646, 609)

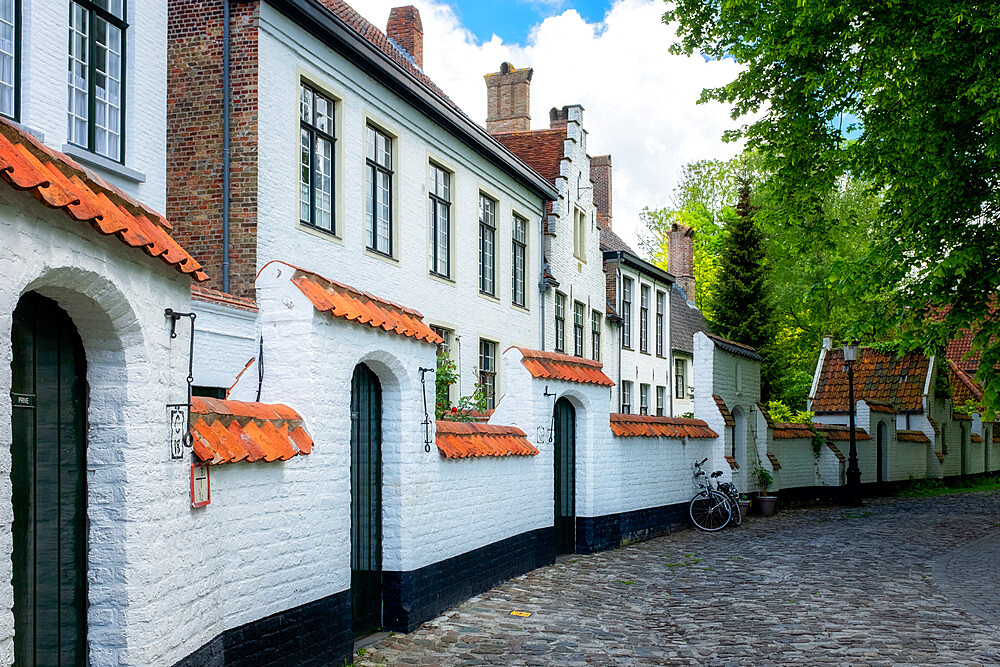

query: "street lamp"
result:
(843, 341), (862, 506)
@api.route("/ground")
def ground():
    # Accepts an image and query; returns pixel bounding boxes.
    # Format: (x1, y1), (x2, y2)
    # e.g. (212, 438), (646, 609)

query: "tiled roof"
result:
(814, 423), (872, 441)
(724, 455), (739, 470)
(190, 397), (313, 465)
(947, 359), (983, 406)
(896, 430), (931, 443)
(670, 284), (708, 355)
(945, 329), (980, 372)
(952, 411), (972, 421)
(864, 400), (897, 414)
(598, 217), (633, 253)
(517, 348), (615, 386)
(285, 264), (443, 345)
(928, 416), (941, 435)
(491, 129), (566, 184)
(706, 333), (764, 361)
(0, 117), (208, 281)
(771, 422), (814, 440)
(811, 348), (930, 414)
(609, 414), (718, 439)
(713, 395), (735, 427)
(935, 450), (945, 464)
(971, 432), (984, 443)
(435, 421), (539, 459)
(191, 284), (258, 311)
(766, 452), (782, 470)
(826, 442), (847, 462)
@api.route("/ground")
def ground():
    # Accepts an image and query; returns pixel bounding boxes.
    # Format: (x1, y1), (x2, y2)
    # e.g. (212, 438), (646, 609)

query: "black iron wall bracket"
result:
(165, 309), (197, 452)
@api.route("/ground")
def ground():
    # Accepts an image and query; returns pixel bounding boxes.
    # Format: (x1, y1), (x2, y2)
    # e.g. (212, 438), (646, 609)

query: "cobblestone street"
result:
(356, 491), (1000, 666)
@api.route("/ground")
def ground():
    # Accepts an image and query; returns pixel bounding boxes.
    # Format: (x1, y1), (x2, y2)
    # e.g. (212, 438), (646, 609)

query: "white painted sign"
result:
(168, 405), (188, 459)
(191, 463), (210, 508)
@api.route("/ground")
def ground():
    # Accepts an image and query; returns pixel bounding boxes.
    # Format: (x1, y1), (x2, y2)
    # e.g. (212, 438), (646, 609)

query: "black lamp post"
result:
(843, 341), (862, 506)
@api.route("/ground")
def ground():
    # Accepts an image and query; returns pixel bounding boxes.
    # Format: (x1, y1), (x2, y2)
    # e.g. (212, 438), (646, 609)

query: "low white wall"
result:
(769, 438), (818, 491)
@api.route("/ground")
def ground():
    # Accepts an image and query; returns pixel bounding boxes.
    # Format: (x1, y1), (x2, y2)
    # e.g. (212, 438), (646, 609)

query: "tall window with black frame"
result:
(0, 0), (16, 120)
(512, 214), (526, 307)
(479, 194), (496, 295)
(554, 292), (566, 353)
(640, 285), (650, 353)
(479, 339), (497, 410)
(621, 380), (633, 414)
(428, 163), (450, 277)
(675, 358), (687, 399)
(365, 125), (393, 255)
(655, 290), (665, 357)
(621, 277), (632, 348)
(573, 301), (585, 357)
(299, 83), (335, 234)
(69, 0), (125, 161)
(591, 311), (601, 361)
(640, 383), (650, 415)
(656, 385), (665, 416)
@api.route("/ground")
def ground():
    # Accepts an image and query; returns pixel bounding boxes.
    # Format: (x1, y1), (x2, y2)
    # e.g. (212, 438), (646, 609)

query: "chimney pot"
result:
(485, 63), (533, 133)
(387, 6), (424, 69)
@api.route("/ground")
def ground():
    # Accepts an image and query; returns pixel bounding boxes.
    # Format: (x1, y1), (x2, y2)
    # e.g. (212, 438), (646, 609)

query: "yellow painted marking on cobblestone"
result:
(509, 611), (532, 617)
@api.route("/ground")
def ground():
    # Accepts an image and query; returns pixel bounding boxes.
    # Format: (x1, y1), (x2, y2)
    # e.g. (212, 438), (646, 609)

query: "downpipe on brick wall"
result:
(222, 0), (232, 292)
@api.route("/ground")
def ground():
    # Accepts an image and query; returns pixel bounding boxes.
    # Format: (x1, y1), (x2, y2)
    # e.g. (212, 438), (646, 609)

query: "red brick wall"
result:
(387, 6), (423, 69)
(590, 155), (612, 223)
(668, 223), (695, 301)
(167, 0), (260, 299)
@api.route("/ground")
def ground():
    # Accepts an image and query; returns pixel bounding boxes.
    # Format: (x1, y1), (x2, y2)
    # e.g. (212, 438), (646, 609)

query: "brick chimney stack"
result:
(549, 106), (569, 129)
(387, 6), (423, 69)
(590, 155), (612, 223)
(669, 223), (696, 302)
(485, 62), (533, 133)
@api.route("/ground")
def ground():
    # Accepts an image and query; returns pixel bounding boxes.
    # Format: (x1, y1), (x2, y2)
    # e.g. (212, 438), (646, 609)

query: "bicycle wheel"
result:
(689, 491), (732, 532)
(727, 493), (743, 526)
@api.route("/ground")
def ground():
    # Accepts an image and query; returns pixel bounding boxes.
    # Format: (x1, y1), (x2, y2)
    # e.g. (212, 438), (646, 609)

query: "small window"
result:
(655, 290), (665, 357)
(299, 83), (336, 234)
(621, 380), (633, 414)
(512, 214), (527, 307)
(554, 292), (566, 353)
(621, 277), (633, 349)
(573, 302), (585, 357)
(192, 386), (227, 400)
(428, 163), (451, 277)
(674, 358), (687, 400)
(479, 194), (496, 295)
(432, 325), (454, 403)
(640, 383), (650, 416)
(479, 339), (497, 410)
(573, 207), (587, 260)
(365, 125), (393, 255)
(591, 311), (602, 361)
(68, 0), (126, 161)
(640, 285), (650, 353)
(655, 386), (665, 417)
(0, 0), (17, 120)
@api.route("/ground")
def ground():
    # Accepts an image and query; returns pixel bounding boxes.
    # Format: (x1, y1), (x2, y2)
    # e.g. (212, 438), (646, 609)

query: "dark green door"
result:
(350, 364), (382, 637)
(11, 292), (88, 666)
(553, 397), (576, 554)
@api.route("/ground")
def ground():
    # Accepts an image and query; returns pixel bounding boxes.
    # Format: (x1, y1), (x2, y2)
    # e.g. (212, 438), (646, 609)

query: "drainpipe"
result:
(538, 203), (547, 351)
(222, 0), (232, 293)
(616, 252), (623, 410)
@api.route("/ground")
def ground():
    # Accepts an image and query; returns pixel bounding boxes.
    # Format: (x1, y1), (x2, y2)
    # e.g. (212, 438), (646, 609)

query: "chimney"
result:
(387, 6), (423, 69)
(485, 62), (533, 133)
(668, 223), (696, 302)
(549, 106), (569, 129)
(590, 155), (612, 223)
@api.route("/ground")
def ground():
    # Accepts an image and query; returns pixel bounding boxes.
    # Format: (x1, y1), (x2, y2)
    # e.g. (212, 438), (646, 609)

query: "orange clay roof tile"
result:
(0, 118), (207, 281)
(609, 414), (718, 439)
(280, 264), (442, 345)
(771, 422), (815, 439)
(812, 348), (929, 414)
(713, 395), (736, 427)
(896, 430), (931, 443)
(190, 398), (312, 465)
(515, 347), (615, 386)
(435, 420), (539, 459)
(766, 452), (782, 470)
(813, 423), (872, 441)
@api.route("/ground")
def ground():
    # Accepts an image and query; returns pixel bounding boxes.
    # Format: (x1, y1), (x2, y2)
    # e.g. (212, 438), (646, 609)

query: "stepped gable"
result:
(0, 117), (208, 281)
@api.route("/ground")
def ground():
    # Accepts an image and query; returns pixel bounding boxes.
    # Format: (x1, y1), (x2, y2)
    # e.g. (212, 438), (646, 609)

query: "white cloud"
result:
(349, 0), (744, 251)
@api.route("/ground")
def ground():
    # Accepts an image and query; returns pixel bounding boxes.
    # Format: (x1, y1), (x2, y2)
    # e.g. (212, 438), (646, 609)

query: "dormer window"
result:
(68, 1), (126, 161)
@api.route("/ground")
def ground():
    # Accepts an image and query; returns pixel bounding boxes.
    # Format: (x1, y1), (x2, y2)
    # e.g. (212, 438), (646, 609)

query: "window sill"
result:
(639, 350), (652, 356)
(364, 248), (399, 265)
(428, 272), (456, 286)
(62, 144), (146, 183)
(297, 222), (343, 244)
(478, 291), (500, 304)
(511, 303), (530, 314)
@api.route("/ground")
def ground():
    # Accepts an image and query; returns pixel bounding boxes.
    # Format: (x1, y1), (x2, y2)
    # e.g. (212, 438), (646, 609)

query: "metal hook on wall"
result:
(165, 308), (197, 454)
(419, 367), (435, 453)
(544, 385), (557, 443)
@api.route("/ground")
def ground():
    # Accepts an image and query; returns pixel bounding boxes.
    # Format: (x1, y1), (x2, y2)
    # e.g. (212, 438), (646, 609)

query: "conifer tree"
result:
(710, 182), (776, 399)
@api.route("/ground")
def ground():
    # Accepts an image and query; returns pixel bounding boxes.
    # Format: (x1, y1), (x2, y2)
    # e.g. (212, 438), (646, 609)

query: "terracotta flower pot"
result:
(738, 500), (751, 520)
(756, 496), (778, 516)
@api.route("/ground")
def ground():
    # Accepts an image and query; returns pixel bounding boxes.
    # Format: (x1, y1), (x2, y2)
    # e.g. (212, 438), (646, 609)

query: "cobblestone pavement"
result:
(356, 492), (1000, 666)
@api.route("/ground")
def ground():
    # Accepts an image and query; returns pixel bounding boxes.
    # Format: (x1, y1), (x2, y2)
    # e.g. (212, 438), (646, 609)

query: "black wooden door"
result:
(553, 398), (576, 554)
(350, 364), (382, 637)
(11, 292), (88, 666)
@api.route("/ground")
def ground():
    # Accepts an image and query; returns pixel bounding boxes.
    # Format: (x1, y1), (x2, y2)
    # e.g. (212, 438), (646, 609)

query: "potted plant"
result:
(752, 466), (778, 516)
(738, 493), (752, 521)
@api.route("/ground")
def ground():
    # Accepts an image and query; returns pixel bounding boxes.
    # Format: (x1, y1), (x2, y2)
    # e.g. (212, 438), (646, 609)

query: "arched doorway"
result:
(553, 397), (576, 555)
(11, 292), (88, 665)
(877, 422), (887, 484)
(350, 364), (382, 637)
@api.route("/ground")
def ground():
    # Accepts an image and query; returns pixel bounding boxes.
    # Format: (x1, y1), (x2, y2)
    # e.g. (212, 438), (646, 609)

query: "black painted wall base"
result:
(382, 526), (554, 633)
(576, 502), (689, 554)
(173, 589), (353, 667)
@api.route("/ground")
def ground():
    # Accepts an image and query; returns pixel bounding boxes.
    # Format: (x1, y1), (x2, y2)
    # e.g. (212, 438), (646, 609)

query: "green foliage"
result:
(897, 476), (1000, 498)
(811, 433), (826, 459)
(664, 0), (1000, 412)
(679, 411), (695, 419)
(435, 347), (488, 421)
(751, 466), (774, 496)
(765, 400), (813, 425)
(933, 369), (952, 400)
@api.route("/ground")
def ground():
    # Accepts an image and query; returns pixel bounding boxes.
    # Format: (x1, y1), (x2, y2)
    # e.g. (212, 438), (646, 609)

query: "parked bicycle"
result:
(689, 458), (733, 531)
(716, 478), (743, 526)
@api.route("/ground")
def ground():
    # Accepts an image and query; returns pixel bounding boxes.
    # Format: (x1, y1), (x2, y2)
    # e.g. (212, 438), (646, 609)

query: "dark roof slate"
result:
(670, 283), (707, 355)
(812, 348), (930, 414)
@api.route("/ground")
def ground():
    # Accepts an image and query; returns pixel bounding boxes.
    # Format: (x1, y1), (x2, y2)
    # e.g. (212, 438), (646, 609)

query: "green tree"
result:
(664, 0), (1000, 411)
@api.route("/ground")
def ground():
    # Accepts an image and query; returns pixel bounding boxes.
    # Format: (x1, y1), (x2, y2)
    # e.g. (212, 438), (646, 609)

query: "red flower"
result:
(451, 406), (458, 413)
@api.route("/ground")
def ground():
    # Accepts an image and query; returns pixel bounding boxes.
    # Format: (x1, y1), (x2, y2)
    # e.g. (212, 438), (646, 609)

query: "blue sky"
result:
(445, 0), (610, 43)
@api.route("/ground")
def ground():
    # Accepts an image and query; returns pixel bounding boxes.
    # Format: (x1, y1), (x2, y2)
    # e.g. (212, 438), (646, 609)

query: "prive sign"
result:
(11, 393), (35, 408)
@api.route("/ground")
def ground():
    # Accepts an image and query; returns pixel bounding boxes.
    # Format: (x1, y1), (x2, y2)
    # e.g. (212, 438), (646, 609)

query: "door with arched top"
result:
(11, 292), (88, 665)
(350, 364), (383, 637)
(553, 398), (576, 554)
